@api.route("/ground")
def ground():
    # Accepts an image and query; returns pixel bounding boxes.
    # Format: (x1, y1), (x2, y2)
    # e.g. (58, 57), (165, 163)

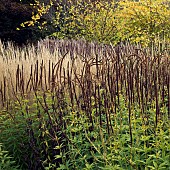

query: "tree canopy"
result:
(1, 0), (170, 46)
(0, 0), (48, 45)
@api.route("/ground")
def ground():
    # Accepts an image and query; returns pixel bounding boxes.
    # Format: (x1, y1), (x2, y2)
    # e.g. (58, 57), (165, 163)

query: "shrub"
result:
(0, 143), (20, 170)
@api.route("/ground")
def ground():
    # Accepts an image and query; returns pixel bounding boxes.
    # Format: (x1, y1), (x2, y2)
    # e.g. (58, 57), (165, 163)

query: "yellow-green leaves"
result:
(17, 0), (170, 47)
(18, 0), (53, 29)
(116, 0), (170, 46)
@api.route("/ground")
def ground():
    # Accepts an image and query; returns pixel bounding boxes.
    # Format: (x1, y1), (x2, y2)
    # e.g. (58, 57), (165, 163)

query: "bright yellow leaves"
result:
(18, 0), (53, 29)
(64, 1), (118, 43)
(116, 0), (170, 46)
(17, 0), (170, 47)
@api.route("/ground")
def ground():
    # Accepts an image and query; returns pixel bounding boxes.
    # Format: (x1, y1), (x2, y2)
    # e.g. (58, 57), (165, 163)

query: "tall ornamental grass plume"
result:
(0, 39), (169, 169)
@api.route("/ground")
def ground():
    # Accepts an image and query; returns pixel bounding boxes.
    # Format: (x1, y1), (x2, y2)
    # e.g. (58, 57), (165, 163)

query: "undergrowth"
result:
(0, 143), (20, 170)
(0, 93), (169, 170)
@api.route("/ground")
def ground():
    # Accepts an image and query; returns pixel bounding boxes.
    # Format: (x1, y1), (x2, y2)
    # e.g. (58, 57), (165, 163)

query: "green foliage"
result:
(1, 93), (169, 169)
(56, 96), (170, 170)
(0, 103), (38, 169)
(0, 91), (69, 169)
(0, 143), (20, 170)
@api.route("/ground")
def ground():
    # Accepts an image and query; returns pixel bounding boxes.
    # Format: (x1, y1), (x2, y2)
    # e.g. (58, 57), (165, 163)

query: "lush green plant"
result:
(56, 96), (170, 170)
(0, 92), (69, 169)
(0, 101), (39, 169)
(1, 95), (170, 169)
(0, 143), (20, 170)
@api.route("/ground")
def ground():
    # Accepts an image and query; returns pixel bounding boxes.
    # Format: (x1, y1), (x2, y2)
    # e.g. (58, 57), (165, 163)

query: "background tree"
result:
(0, 0), (49, 45)
(19, 0), (119, 43)
(1, 0), (170, 46)
(115, 0), (170, 46)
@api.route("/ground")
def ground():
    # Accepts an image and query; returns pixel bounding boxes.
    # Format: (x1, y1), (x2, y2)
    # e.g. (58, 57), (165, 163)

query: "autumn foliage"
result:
(18, 0), (170, 47)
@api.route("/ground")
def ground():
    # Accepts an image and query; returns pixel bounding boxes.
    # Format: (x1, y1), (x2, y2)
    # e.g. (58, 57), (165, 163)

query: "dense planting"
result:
(0, 0), (169, 169)
(0, 40), (169, 169)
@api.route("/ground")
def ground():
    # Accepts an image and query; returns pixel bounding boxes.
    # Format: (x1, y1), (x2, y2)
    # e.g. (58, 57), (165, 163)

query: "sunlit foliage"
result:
(18, 0), (170, 45)
(115, 0), (170, 46)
